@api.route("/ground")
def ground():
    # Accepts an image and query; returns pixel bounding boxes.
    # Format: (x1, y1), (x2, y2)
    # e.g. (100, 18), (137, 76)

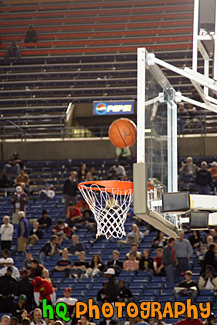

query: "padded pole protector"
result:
(162, 192), (190, 212)
(133, 162), (147, 214)
(186, 211), (209, 229)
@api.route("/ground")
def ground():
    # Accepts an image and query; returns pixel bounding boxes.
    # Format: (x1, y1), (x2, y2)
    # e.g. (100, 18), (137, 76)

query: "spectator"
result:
(0, 249), (14, 266)
(123, 252), (139, 271)
(17, 270), (33, 311)
(11, 186), (28, 224)
(107, 250), (123, 271)
(104, 268), (119, 303)
(176, 313), (203, 325)
(15, 169), (30, 187)
(17, 211), (29, 253)
(162, 237), (177, 284)
(37, 210), (52, 232)
(198, 265), (217, 290)
(112, 159), (126, 179)
(3, 152), (22, 175)
(41, 269), (55, 287)
(66, 202), (82, 228)
(196, 161), (212, 195)
(76, 314), (95, 325)
(0, 170), (12, 188)
(126, 243), (142, 260)
(76, 198), (90, 213)
(118, 280), (133, 303)
(174, 270), (199, 301)
(23, 252), (32, 270)
(72, 209), (95, 233)
(177, 103), (187, 134)
(29, 258), (44, 278)
(68, 234), (84, 255)
(153, 248), (166, 277)
(39, 184), (55, 200)
(152, 231), (167, 249)
(139, 249), (154, 272)
(22, 318), (31, 325)
(0, 266), (18, 313)
(116, 147), (131, 160)
(85, 172), (93, 182)
(12, 294), (28, 321)
(201, 243), (216, 273)
(204, 313), (216, 325)
(31, 277), (56, 307)
(209, 161), (217, 190)
(51, 248), (71, 278)
(24, 26), (37, 43)
(55, 287), (77, 319)
(174, 231), (192, 276)
(70, 251), (89, 279)
(39, 235), (60, 264)
(0, 258), (20, 280)
(0, 215), (14, 250)
(0, 316), (11, 325)
(105, 193), (119, 210)
(84, 254), (104, 278)
(28, 221), (43, 247)
(180, 157), (198, 177)
(30, 308), (46, 325)
(97, 282), (107, 304)
(78, 163), (88, 181)
(63, 171), (78, 209)
(189, 230), (202, 248)
(52, 219), (71, 242)
(120, 224), (144, 246)
(90, 167), (98, 180)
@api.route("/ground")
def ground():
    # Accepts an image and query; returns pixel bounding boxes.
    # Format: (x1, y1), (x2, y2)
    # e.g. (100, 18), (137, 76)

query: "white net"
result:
(78, 181), (133, 239)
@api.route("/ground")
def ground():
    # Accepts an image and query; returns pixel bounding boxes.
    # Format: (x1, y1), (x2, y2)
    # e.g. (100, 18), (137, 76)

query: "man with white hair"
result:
(11, 185), (28, 224)
(0, 215), (14, 250)
(0, 315), (10, 325)
(196, 161), (212, 195)
(180, 156), (198, 177)
(17, 211), (29, 253)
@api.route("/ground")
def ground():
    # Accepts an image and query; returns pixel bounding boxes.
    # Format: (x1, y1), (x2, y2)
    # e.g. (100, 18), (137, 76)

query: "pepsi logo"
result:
(95, 103), (107, 115)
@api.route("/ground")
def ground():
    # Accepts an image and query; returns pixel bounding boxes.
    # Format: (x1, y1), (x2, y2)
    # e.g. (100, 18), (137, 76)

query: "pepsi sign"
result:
(93, 100), (134, 115)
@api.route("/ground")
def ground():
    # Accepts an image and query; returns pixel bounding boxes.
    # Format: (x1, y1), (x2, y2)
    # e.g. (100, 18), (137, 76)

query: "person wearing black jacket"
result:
(201, 243), (216, 274)
(17, 270), (33, 312)
(104, 268), (119, 303)
(196, 161), (212, 195)
(0, 267), (18, 312)
(118, 280), (133, 303)
(37, 210), (52, 232)
(39, 235), (60, 264)
(175, 270), (199, 301)
(63, 172), (78, 209)
(96, 282), (107, 304)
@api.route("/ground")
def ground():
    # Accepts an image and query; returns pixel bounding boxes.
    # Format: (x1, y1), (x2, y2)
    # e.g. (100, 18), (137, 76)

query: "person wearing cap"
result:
(174, 270), (199, 301)
(56, 287), (78, 318)
(17, 269), (34, 311)
(17, 211), (29, 253)
(104, 268), (119, 303)
(0, 266), (18, 312)
(39, 235), (60, 264)
(0, 257), (20, 280)
(0, 215), (14, 251)
(3, 152), (22, 176)
(11, 186), (28, 224)
(63, 171), (78, 210)
(37, 210), (52, 232)
(196, 161), (212, 195)
(198, 265), (217, 290)
(12, 294), (28, 320)
(30, 308), (46, 325)
(39, 184), (55, 200)
(32, 276), (56, 307)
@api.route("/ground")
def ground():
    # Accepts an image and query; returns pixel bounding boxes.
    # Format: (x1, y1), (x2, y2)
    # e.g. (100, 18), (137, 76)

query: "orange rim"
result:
(78, 180), (133, 195)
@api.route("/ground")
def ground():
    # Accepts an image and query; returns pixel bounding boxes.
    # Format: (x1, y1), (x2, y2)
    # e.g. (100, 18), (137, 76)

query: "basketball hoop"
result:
(78, 180), (133, 239)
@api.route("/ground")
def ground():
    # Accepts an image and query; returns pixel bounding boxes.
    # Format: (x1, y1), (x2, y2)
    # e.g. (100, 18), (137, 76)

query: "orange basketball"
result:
(108, 118), (137, 149)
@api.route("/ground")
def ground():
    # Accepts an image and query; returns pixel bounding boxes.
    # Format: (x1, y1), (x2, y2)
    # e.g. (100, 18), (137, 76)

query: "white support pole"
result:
(171, 100), (178, 192)
(193, 0), (199, 72)
(137, 48), (146, 163)
(214, 0), (217, 80)
(167, 101), (172, 192)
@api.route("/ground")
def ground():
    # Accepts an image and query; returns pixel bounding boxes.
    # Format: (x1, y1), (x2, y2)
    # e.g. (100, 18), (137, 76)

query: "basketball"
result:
(108, 118), (137, 149)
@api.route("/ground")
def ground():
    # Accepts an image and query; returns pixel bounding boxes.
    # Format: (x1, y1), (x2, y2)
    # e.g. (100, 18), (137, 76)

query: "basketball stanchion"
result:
(78, 180), (133, 239)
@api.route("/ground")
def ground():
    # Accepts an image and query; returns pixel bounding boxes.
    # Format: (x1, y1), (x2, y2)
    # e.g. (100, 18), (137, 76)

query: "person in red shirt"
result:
(153, 248), (166, 277)
(32, 276), (56, 306)
(51, 219), (71, 243)
(66, 202), (81, 228)
(176, 315), (203, 325)
(75, 198), (90, 213)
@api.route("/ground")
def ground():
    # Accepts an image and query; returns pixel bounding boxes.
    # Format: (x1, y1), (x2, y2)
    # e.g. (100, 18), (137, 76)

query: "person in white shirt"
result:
(0, 249), (14, 267)
(112, 159), (126, 179)
(0, 258), (20, 280)
(56, 287), (77, 307)
(0, 216), (14, 250)
(39, 184), (55, 200)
